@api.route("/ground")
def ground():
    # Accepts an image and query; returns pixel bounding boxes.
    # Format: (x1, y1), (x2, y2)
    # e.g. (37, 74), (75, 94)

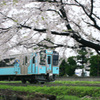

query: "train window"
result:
(0, 61), (2, 67)
(22, 56), (25, 65)
(48, 56), (51, 64)
(53, 54), (59, 66)
(0, 60), (5, 67)
(25, 56), (27, 64)
(33, 57), (35, 63)
(40, 51), (46, 65)
(0, 58), (15, 67)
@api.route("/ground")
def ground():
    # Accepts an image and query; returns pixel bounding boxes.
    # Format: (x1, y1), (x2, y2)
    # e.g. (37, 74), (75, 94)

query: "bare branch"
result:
(34, 28), (46, 32)
(47, 9), (63, 18)
(0, 12), (17, 23)
(95, 49), (100, 55)
(51, 31), (70, 36)
(74, 0), (89, 16)
(90, 0), (93, 16)
(62, 1), (100, 20)
(0, 27), (12, 34)
(93, 13), (100, 20)
(63, 3), (80, 7)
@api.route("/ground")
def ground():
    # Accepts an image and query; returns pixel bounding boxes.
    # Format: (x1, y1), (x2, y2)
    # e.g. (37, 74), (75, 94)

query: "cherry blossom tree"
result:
(0, 0), (100, 58)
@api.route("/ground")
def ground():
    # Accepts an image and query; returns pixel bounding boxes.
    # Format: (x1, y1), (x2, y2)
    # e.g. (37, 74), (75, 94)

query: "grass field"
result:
(0, 81), (100, 100)
(1, 80), (100, 84)
(50, 80), (100, 85)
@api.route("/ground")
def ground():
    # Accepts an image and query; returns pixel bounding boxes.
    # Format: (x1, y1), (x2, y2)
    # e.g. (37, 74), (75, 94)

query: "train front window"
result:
(40, 51), (46, 65)
(53, 54), (59, 66)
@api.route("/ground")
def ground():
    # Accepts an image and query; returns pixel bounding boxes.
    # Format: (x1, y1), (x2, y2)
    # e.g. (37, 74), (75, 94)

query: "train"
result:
(0, 49), (59, 84)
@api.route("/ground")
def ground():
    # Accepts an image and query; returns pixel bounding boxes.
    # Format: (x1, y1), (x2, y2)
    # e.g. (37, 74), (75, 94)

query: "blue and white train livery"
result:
(0, 50), (59, 83)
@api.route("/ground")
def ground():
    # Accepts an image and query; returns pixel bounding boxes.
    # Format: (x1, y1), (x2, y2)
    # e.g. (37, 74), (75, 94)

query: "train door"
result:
(47, 55), (52, 73)
(21, 56), (28, 75)
(28, 56), (35, 74)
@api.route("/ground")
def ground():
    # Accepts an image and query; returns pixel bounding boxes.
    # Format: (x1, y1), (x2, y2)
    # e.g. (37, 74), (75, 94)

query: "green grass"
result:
(0, 84), (100, 100)
(0, 81), (21, 83)
(50, 80), (100, 85)
(57, 95), (81, 100)
(1, 80), (100, 85)
(0, 80), (100, 100)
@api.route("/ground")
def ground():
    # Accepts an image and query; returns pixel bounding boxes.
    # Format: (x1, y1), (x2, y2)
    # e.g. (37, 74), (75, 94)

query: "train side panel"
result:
(0, 67), (15, 75)
(53, 67), (59, 74)
(28, 61), (35, 74)
(39, 66), (46, 74)
(0, 63), (21, 75)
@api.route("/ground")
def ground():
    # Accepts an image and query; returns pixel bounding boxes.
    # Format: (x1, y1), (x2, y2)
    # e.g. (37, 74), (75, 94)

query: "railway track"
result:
(0, 77), (100, 87)
(0, 82), (100, 87)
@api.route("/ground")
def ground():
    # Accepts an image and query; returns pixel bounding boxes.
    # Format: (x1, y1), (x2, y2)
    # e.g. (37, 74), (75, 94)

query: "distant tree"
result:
(59, 57), (77, 76)
(90, 55), (100, 76)
(59, 59), (68, 76)
(76, 47), (89, 76)
(66, 57), (77, 76)
(77, 48), (88, 66)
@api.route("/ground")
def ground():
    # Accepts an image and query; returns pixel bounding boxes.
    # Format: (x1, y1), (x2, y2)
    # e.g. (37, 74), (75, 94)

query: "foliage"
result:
(59, 57), (77, 76)
(59, 59), (68, 76)
(76, 48), (90, 76)
(77, 48), (88, 67)
(59, 49), (100, 77)
(66, 57), (77, 76)
(90, 55), (100, 76)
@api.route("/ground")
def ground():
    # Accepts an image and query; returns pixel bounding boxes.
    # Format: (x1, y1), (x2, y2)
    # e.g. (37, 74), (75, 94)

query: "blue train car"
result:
(0, 50), (59, 83)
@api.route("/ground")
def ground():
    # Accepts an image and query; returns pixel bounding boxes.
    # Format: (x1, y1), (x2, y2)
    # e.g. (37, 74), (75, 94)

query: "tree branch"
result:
(90, 0), (93, 16)
(47, 9), (63, 18)
(74, 0), (100, 31)
(51, 30), (100, 51)
(0, 12), (18, 23)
